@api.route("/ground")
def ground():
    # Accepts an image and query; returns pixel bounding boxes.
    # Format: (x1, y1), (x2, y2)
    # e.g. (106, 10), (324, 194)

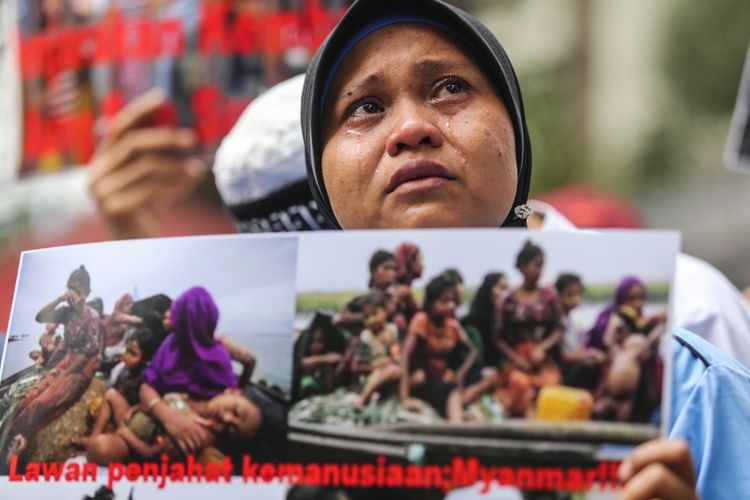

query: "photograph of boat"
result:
(0, 235), (297, 475)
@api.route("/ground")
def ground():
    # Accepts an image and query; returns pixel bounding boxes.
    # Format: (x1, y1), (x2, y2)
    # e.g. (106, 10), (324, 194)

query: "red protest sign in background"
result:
(16, 0), (346, 176)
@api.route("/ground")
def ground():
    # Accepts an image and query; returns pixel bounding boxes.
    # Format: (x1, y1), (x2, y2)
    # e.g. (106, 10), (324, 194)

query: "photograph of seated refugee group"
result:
(293, 238), (668, 426)
(1, 0), (750, 499)
(0, 236), (297, 481)
(290, 230), (678, 476)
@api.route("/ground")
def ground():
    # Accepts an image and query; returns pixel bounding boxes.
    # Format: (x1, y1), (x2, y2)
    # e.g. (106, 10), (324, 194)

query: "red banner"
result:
(16, 0), (346, 176)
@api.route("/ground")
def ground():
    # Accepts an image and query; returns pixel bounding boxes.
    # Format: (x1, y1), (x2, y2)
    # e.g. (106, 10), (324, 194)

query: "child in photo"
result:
(298, 317), (345, 399)
(334, 250), (399, 335)
(352, 290), (401, 410)
(74, 328), (161, 449)
(556, 273), (606, 390)
(85, 388), (263, 465)
(400, 275), (478, 422)
(28, 323), (62, 366)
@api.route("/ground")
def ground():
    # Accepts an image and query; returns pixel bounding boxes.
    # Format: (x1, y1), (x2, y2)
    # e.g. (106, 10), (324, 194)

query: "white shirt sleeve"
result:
(673, 253), (750, 370)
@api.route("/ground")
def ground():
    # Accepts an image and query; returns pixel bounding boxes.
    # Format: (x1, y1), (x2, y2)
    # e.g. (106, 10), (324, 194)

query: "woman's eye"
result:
(435, 78), (469, 99)
(350, 99), (383, 117)
(445, 82), (463, 94)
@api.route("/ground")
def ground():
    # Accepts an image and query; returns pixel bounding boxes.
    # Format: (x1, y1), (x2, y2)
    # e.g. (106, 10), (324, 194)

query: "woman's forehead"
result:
(328, 23), (481, 96)
(353, 22), (468, 52)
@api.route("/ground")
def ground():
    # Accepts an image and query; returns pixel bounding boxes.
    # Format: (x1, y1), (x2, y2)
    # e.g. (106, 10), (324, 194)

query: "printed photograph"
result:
(291, 230), (679, 465)
(0, 235), (297, 474)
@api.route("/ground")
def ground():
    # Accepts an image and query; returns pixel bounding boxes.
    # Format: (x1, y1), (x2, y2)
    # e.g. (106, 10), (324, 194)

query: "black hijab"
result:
(302, 0), (532, 229)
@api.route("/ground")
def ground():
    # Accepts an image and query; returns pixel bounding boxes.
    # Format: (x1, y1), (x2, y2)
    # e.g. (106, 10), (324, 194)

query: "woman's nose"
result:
(385, 105), (444, 156)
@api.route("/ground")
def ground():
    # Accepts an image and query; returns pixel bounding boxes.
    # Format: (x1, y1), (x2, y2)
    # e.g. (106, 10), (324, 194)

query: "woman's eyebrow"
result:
(412, 58), (474, 77)
(335, 59), (473, 103)
(340, 73), (384, 99)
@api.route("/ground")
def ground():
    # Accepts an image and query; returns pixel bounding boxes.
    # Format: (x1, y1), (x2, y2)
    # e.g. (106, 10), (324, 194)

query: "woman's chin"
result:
(384, 211), (500, 230)
(336, 201), (508, 230)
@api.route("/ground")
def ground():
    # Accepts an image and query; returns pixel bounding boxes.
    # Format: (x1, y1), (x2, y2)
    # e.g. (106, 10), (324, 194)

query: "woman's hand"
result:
(529, 346), (546, 365)
(301, 356), (319, 372)
(117, 424), (165, 460)
(393, 285), (412, 301)
(513, 356), (533, 372)
(586, 348), (607, 364)
(120, 405), (141, 426)
(618, 438), (698, 499)
(649, 312), (668, 325)
(64, 289), (82, 307)
(162, 409), (212, 456)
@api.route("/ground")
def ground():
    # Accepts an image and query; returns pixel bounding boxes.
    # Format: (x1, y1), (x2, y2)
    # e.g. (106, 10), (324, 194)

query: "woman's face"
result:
(363, 303), (388, 332)
(322, 24), (517, 229)
(309, 329), (325, 355)
(410, 252), (424, 279)
(431, 289), (457, 318)
(67, 284), (89, 310)
(372, 259), (398, 289)
(206, 392), (262, 441)
(624, 283), (646, 313)
(491, 277), (509, 303)
(560, 283), (584, 312)
(453, 283), (465, 306)
(120, 294), (134, 313)
(162, 309), (172, 332)
(122, 339), (143, 370)
(521, 255), (544, 284)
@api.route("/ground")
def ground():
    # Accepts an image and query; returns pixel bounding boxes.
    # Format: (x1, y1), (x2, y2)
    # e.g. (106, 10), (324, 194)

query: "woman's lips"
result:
(386, 160), (457, 195)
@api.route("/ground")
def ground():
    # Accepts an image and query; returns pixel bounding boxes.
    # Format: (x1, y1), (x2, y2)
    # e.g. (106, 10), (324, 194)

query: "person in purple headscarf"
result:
(142, 286), (236, 398)
(586, 276), (667, 422)
(586, 276), (666, 352)
(139, 286), (237, 453)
